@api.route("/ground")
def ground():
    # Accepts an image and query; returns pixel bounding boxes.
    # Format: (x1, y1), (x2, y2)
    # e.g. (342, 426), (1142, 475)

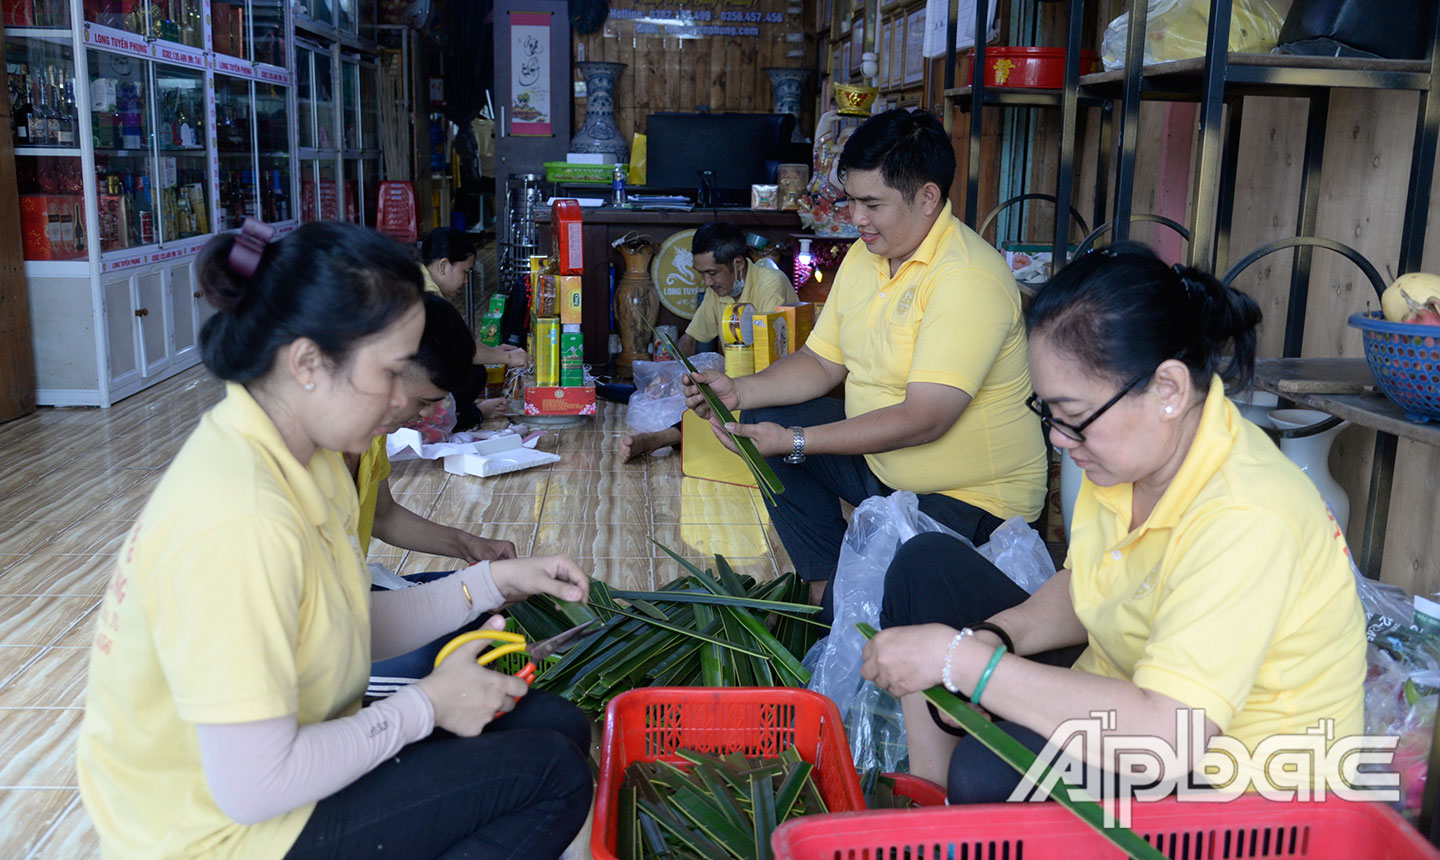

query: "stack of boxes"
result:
(523, 199), (596, 416)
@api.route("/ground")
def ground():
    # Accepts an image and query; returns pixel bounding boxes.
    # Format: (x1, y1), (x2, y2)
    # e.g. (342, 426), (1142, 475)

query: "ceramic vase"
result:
(571, 62), (629, 161)
(765, 67), (812, 142)
(614, 239), (658, 378)
(1268, 409), (1351, 534)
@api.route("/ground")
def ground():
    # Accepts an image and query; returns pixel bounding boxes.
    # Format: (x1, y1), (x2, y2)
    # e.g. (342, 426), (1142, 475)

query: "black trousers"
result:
(743, 397), (1004, 589)
(283, 690), (593, 860)
(881, 531), (1085, 804)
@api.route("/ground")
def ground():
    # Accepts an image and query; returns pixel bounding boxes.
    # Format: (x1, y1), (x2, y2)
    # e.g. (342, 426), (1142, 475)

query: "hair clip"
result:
(228, 217), (277, 280)
(1172, 262), (1203, 300)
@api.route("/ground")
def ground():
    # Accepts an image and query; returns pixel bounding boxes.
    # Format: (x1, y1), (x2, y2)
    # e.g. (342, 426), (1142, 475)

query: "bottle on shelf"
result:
(177, 92), (196, 148)
(120, 83), (142, 150)
(53, 70), (75, 147)
(12, 74), (34, 146)
(137, 175), (155, 244)
(31, 80), (52, 146)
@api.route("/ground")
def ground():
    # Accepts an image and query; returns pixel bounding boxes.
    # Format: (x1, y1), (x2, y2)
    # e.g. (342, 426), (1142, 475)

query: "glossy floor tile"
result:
(0, 363), (792, 857)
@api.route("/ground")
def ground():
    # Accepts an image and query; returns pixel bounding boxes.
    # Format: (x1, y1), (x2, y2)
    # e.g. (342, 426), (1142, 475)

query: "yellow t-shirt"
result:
(1067, 376), (1366, 790)
(355, 434), (391, 557)
(805, 202), (1046, 520)
(78, 383), (373, 860)
(684, 263), (798, 344)
(421, 263), (442, 295)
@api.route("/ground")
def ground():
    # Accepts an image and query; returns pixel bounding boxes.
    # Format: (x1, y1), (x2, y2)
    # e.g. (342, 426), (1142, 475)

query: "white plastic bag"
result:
(808, 492), (1056, 775)
(1100, 0), (1289, 71)
(626, 353), (725, 433)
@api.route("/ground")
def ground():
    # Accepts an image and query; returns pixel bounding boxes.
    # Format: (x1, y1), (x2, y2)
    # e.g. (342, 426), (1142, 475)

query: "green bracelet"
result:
(971, 645), (1006, 707)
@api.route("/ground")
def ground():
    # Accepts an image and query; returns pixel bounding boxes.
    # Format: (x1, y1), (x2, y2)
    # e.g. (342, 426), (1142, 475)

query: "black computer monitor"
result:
(644, 112), (795, 206)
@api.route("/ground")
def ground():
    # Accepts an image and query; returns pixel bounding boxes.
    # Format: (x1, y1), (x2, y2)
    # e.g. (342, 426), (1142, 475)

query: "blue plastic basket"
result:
(1348, 311), (1440, 423)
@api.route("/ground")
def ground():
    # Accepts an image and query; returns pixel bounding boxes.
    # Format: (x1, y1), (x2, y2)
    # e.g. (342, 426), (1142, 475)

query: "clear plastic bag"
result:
(808, 492), (1056, 775)
(401, 393), (458, 445)
(626, 353), (725, 434)
(1100, 0), (1289, 71)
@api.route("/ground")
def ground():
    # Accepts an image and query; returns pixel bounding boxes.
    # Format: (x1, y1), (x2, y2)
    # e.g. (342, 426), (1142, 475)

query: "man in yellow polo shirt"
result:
(685, 108), (1046, 613)
(619, 222), (797, 461)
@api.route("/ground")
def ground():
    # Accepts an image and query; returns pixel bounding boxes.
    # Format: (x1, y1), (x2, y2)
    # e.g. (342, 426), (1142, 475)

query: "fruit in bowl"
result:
(1381, 272), (1440, 322)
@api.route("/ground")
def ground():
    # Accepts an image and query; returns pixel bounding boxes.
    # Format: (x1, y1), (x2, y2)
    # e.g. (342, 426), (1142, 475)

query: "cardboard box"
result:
(552, 199), (584, 273)
(777, 302), (814, 353)
(751, 312), (789, 372)
(534, 316), (560, 386)
(524, 386), (597, 416)
(559, 274), (583, 325)
(560, 326), (584, 387)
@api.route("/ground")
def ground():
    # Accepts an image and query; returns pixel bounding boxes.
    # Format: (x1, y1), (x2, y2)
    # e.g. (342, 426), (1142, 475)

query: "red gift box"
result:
(551, 199), (583, 274)
(523, 385), (596, 416)
(3, 0), (35, 26)
(19, 195), (87, 261)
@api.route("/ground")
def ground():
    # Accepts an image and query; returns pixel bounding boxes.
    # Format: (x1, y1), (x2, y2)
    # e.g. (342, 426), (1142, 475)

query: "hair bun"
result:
(198, 234), (256, 314)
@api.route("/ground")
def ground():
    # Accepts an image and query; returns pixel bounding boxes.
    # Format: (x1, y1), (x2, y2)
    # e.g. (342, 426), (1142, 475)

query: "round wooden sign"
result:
(651, 228), (704, 320)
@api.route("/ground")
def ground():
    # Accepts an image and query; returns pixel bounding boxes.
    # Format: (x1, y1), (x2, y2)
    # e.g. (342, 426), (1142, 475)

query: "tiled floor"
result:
(0, 365), (793, 858)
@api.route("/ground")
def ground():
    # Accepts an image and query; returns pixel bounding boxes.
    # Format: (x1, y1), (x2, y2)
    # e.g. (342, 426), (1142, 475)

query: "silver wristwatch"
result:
(783, 426), (806, 464)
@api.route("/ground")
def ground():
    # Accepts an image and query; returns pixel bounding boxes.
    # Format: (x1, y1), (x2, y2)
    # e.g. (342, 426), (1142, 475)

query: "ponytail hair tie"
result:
(228, 217), (277, 280)
(1172, 262), (1203, 300)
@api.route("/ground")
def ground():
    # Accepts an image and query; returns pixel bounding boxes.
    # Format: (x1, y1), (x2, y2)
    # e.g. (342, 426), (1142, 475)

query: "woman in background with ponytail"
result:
(77, 221), (593, 860)
(862, 243), (1366, 802)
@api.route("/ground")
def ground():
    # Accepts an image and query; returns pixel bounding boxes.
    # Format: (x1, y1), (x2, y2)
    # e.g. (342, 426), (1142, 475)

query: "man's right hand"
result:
(683, 369), (740, 418)
(414, 617), (529, 737)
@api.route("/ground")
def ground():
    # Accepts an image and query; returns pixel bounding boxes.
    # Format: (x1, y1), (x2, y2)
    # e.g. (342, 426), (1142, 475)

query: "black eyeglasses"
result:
(1026, 374), (1149, 443)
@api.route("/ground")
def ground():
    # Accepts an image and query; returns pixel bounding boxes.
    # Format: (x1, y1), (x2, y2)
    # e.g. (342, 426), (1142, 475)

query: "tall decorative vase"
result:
(1268, 409), (1351, 534)
(765, 67), (812, 142)
(614, 237), (658, 379)
(571, 61), (629, 162)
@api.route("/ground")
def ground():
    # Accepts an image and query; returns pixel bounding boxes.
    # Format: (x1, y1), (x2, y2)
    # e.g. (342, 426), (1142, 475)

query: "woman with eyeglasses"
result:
(861, 243), (1365, 802)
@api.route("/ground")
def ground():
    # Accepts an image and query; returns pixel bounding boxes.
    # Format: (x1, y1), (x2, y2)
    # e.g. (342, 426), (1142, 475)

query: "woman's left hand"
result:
(454, 531), (518, 564)
(861, 623), (958, 699)
(490, 555), (590, 604)
(498, 344), (529, 368)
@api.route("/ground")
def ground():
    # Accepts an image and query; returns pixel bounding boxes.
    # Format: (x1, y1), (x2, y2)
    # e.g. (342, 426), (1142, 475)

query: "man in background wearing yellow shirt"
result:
(685, 109), (1046, 616)
(619, 222), (796, 461)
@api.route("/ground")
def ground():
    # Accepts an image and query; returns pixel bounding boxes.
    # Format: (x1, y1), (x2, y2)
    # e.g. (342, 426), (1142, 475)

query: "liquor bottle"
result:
(120, 83), (142, 150)
(53, 71), (75, 147)
(159, 90), (176, 147)
(177, 92), (196, 147)
(175, 188), (193, 236)
(12, 76), (33, 146)
(73, 199), (86, 254)
(63, 79), (79, 145)
(31, 80), (52, 146)
(137, 175), (155, 244)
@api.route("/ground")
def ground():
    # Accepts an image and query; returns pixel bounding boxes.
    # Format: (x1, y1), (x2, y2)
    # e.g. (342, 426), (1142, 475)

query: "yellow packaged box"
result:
(534, 317), (560, 386)
(559, 275), (583, 325)
(751, 312), (789, 372)
(777, 302), (814, 353)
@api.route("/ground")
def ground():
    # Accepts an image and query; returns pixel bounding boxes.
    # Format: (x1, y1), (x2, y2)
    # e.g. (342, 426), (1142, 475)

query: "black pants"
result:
(744, 399), (1004, 614)
(284, 690), (593, 860)
(881, 531), (1086, 805)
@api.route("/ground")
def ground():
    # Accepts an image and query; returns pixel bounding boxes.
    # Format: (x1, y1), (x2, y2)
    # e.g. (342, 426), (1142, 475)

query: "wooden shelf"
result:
(1253, 358), (1440, 448)
(1078, 53), (1434, 98)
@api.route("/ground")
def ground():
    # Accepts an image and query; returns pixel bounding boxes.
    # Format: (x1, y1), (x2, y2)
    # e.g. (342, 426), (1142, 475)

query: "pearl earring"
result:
(304, 382), (316, 391)
(1164, 405), (1174, 415)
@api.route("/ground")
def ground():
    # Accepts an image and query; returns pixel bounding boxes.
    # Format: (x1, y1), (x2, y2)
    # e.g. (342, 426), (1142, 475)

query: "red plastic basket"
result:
(771, 795), (1439, 859)
(966, 47), (1102, 89)
(882, 772), (947, 807)
(592, 687), (867, 860)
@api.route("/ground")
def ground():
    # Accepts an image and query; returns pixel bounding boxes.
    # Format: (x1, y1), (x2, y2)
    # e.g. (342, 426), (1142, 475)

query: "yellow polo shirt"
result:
(78, 383), (372, 860)
(685, 264), (798, 344)
(805, 202), (1045, 520)
(1067, 376), (1366, 790)
(355, 434), (391, 557)
(421, 263), (442, 295)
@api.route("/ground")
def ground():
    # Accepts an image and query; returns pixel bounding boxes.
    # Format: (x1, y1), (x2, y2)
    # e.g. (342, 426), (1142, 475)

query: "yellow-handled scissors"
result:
(433, 621), (599, 684)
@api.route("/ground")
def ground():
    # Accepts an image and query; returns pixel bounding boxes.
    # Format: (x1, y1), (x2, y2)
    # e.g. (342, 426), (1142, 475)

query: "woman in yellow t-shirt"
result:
(420, 227), (526, 428)
(862, 243), (1365, 802)
(77, 220), (593, 860)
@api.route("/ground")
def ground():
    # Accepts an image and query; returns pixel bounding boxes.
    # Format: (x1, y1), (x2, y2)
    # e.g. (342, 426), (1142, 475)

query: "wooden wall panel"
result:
(573, 0), (816, 145)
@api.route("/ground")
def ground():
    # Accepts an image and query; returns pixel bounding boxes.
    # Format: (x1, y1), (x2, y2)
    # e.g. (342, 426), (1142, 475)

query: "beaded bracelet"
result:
(971, 645), (1006, 707)
(941, 628), (973, 693)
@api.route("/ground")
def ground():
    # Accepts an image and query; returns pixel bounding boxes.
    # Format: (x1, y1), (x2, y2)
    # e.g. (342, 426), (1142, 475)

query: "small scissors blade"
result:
(527, 621), (600, 661)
